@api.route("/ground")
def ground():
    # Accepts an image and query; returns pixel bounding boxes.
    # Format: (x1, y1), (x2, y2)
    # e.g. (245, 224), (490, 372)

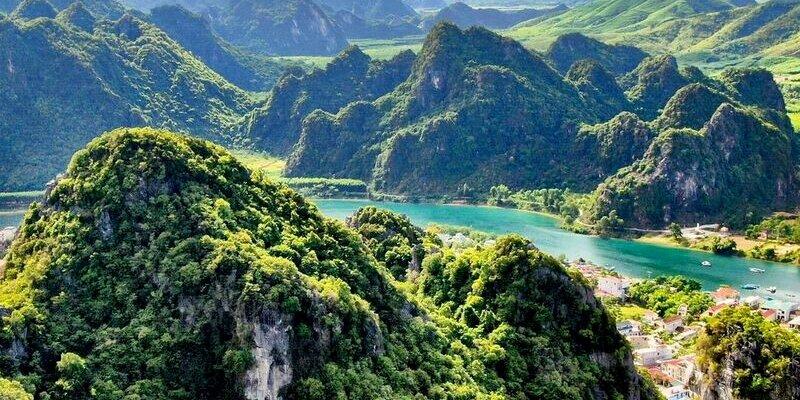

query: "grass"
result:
(350, 37), (425, 60)
(0, 191), (44, 199)
(618, 304), (650, 320)
(230, 150), (285, 179)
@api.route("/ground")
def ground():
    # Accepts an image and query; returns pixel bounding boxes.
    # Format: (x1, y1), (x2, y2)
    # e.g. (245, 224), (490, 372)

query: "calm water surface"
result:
(0, 210), (26, 228)
(313, 199), (800, 300)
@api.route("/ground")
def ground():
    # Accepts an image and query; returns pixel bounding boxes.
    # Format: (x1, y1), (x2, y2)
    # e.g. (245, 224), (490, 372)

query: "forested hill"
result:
(0, 127), (661, 400)
(0, 6), (255, 191)
(260, 23), (797, 229)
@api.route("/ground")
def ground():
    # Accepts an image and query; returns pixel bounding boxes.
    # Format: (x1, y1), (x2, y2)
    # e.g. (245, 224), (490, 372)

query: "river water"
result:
(3, 200), (799, 300)
(313, 199), (800, 300)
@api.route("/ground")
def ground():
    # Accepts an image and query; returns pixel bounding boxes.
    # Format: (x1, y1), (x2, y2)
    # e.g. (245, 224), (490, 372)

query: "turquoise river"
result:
(313, 199), (800, 300)
(3, 199), (800, 300)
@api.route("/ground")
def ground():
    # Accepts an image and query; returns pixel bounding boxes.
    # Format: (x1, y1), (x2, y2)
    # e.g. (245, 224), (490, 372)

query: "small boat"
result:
(701, 261), (712, 267)
(741, 284), (760, 290)
(767, 286), (777, 293)
(750, 268), (766, 274)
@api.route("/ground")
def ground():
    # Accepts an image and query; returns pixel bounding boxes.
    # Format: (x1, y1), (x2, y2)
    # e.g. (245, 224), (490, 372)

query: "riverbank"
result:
(638, 232), (800, 266)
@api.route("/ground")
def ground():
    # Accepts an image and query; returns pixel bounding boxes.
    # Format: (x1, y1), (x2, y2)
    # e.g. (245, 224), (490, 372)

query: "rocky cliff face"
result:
(207, 0), (349, 56)
(591, 96), (797, 228)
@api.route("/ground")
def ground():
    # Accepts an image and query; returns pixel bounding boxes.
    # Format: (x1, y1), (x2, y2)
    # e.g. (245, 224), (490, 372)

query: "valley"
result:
(1, 0), (800, 398)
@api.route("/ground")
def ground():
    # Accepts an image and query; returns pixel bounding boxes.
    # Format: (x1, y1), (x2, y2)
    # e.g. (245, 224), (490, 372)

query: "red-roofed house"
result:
(760, 309), (778, 322)
(703, 304), (729, 318)
(711, 287), (740, 304)
(661, 316), (684, 333)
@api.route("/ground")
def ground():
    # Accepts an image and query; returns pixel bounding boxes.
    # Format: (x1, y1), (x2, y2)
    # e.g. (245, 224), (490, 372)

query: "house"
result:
(742, 296), (763, 309)
(703, 304), (729, 318)
(761, 299), (800, 322)
(662, 316), (684, 333)
(711, 287), (740, 304)
(659, 386), (692, 400)
(642, 310), (662, 325)
(597, 276), (631, 299)
(659, 356), (696, 385)
(788, 316), (800, 331)
(627, 335), (660, 350)
(675, 329), (697, 342)
(760, 309), (778, 322)
(616, 320), (642, 336)
(645, 366), (674, 386)
(634, 345), (674, 366)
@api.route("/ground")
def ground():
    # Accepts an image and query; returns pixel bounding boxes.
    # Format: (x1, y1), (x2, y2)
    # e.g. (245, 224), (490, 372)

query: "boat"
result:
(701, 261), (712, 267)
(767, 286), (777, 293)
(750, 268), (766, 274)
(788, 294), (797, 298)
(741, 284), (760, 290)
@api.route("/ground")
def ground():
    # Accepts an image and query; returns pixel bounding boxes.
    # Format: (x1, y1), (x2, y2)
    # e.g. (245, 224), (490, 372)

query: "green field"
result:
(350, 37), (425, 60)
(231, 149), (286, 179)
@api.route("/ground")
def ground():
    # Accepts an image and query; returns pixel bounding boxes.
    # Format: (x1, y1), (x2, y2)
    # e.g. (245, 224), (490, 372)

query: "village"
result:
(573, 261), (800, 400)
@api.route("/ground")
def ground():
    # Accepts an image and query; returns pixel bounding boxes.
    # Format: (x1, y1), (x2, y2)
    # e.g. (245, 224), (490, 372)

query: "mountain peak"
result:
(656, 83), (731, 130)
(547, 32), (648, 76)
(56, 1), (96, 31)
(11, 0), (57, 20)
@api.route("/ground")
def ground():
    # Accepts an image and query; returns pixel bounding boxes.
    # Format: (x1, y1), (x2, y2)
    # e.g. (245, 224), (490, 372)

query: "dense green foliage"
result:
(589, 68), (797, 229)
(546, 32), (648, 76)
(346, 206), (428, 280)
(280, 177), (368, 198)
(696, 307), (800, 399)
(628, 277), (714, 320)
(417, 234), (652, 398)
(692, 236), (740, 256)
(487, 186), (587, 222)
(0, 8), (255, 191)
(747, 213), (800, 244)
(285, 23), (613, 194)
(148, 4), (292, 91)
(0, 128), (659, 399)
(242, 45), (415, 154)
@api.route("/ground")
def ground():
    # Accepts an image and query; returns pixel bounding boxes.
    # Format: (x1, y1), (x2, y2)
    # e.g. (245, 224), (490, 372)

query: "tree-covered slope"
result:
(240, 46), (416, 155)
(148, 4), (289, 91)
(695, 307), (800, 400)
(285, 23), (616, 195)
(0, 10), (254, 191)
(3, 0), (126, 18)
(546, 32), (648, 76)
(205, 0), (349, 56)
(316, 0), (418, 21)
(589, 69), (798, 228)
(0, 128), (659, 400)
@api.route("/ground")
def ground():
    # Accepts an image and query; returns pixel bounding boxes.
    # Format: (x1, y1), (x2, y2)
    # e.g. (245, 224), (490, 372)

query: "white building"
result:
(616, 320), (642, 336)
(659, 386), (692, 400)
(788, 316), (800, 331)
(761, 299), (800, 322)
(597, 276), (631, 298)
(634, 345), (674, 366)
